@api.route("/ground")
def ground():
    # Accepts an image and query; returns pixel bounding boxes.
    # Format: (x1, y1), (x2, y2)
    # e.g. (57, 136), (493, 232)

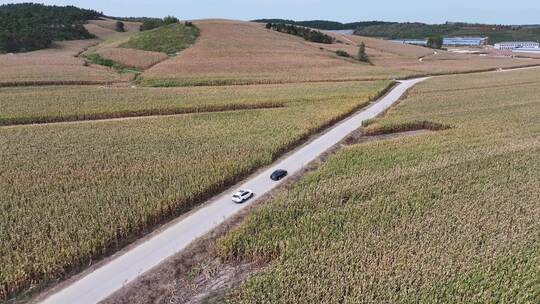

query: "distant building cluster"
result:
(391, 37), (488, 47)
(391, 37), (540, 54)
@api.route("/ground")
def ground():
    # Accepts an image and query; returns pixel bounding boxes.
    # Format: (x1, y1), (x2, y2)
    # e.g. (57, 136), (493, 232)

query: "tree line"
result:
(354, 21), (540, 44)
(354, 22), (462, 39)
(266, 22), (335, 44)
(254, 19), (394, 30)
(0, 3), (101, 53)
(140, 16), (179, 31)
(113, 16), (182, 31)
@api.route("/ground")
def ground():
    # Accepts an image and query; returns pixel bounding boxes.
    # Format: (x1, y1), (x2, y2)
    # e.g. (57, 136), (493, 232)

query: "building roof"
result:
(513, 48), (540, 52)
(496, 41), (539, 44)
(444, 37), (488, 40)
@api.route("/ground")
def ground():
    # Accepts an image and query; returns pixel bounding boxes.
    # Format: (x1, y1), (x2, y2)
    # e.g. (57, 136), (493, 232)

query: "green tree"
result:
(357, 42), (370, 63)
(268, 23), (334, 44)
(336, 50), (350, 57)
(115, 21), (125, 32)
(427, 35), (443, 49)
(140, 16), (179, 31)
(163, 16), (179, 25)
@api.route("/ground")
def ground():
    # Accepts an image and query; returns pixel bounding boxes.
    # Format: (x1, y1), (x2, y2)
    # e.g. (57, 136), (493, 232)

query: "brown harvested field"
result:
(95, 47), (169, 69)
(513, 51), (540, 59)
(325, 32), (434, 59)
(445, 47), (540, 60)
(0, 40), (128, 86)
(84, 18), (141, 39)
(140, 20), (539, 87)
(5, 19), (536, 88)
(140, 20), (403, 86)
(84, 23), (119, 39)
(0, 17), (143, 86)
(0, 39), (96, 65)
(87, 18), (141, 33)
(416, 51), (539, 72)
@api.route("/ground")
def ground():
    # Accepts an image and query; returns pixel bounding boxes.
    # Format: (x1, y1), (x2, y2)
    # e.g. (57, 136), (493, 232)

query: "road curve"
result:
(38, 77), (428, 304)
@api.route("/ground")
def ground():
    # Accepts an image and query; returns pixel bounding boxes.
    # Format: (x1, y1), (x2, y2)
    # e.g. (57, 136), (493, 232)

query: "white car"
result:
(232, 189), (254, 203)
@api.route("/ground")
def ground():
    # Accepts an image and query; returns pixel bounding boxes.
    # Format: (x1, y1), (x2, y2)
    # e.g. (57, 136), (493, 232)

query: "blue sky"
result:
(2, 0), (539, 24)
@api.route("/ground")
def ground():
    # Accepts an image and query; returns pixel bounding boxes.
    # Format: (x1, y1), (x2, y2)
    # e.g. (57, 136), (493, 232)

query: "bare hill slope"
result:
(140, 19), (400, 86)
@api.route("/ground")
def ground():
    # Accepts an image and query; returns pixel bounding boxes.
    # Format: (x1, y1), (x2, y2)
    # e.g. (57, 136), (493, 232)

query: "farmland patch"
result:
(0, 80), (388, 126)
(0, 40), (129, 86)
(216, 68), (540, 303)
(0, 80), (389, 301)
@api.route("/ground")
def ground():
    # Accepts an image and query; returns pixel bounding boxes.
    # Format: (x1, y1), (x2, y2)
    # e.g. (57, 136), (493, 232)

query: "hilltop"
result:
(252, 19), (393, 30)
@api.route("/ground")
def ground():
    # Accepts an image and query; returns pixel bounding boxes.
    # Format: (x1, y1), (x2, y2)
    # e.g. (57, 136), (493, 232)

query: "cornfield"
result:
(218, 68), (540, 303)
(0, 80), (390, 300)
(0, 81), (389, 125)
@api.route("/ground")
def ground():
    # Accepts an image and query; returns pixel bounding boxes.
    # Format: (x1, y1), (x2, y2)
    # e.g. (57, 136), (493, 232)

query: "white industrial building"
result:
(390, 39), (428, 46)
(494, 41), (540, 50)
(392, 37), (488, 47)
(443, 37), (488, 46)
(513, 48), (540, 54)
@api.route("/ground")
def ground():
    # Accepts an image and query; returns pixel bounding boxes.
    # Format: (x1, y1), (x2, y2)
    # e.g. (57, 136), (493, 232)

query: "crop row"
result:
(0, 81), (389, 126)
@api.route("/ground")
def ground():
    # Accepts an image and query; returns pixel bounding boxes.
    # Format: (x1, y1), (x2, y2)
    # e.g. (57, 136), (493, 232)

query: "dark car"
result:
(270, 169), (288, 181)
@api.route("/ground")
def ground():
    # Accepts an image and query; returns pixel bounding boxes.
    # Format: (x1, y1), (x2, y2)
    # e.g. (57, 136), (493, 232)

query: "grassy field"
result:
(0, 80), (390, 301)
(218, 68), (540, 303)
(121, 23), (199, 55)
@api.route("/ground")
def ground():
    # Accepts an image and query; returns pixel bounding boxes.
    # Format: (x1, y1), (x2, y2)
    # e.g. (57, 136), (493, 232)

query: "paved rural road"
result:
(39, 77), (428, 304)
